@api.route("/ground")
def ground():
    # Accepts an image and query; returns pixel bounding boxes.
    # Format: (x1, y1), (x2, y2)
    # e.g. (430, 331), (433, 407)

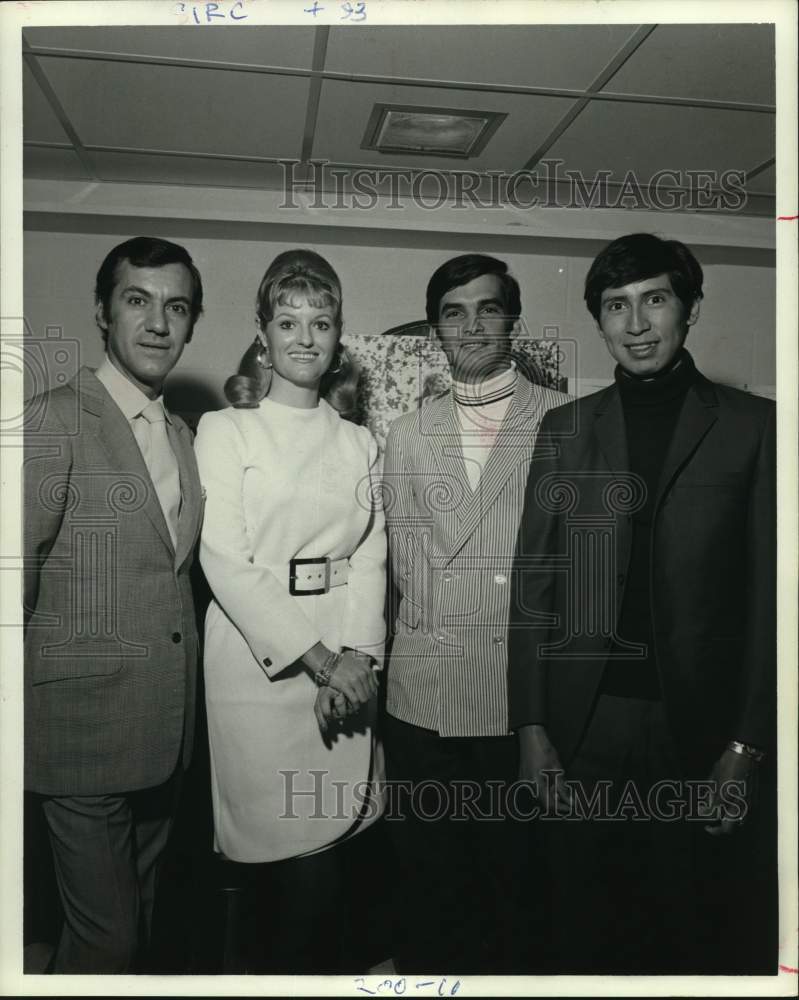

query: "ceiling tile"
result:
(88, 151), (288, 190)
(603, 23), (775, 105)
(744, 164), (775, 195)
(315, 80), (576, 171)
(23, 61), (70, 144)
(545, 101), (774, 191)
(24, 145), (92, 182)
(38, 58), (309, 159)
(23, 26), (316, 69)
(326, 25), (638, 91)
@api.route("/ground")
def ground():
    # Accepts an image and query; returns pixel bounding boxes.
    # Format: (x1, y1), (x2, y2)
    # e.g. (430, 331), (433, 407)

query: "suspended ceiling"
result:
(22, 23), (776, 216)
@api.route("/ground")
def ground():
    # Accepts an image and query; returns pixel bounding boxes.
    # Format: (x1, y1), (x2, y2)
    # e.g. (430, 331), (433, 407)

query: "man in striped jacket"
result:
(382, 254), (567, 972)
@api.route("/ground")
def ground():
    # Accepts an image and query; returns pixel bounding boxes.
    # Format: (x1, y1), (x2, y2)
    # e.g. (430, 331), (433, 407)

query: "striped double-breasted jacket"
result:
(383, 374), (567, 737)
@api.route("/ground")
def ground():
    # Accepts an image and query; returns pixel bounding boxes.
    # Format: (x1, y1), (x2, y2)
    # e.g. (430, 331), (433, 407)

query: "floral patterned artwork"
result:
(347, 334), (565, 452)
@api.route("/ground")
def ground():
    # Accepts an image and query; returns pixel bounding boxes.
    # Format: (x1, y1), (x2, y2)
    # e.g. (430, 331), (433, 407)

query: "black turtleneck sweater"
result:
(602, 349), (698, 699)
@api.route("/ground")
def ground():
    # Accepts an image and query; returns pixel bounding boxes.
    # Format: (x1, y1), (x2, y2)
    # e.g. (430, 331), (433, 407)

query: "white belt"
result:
(289, 556), (349, 595)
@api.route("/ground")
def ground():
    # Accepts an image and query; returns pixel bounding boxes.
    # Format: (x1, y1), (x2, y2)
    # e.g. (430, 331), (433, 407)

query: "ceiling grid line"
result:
(24, 44), (776, 115)
(299, 27), (330, 164)
(744, 157), (776, 182)
(22, 41), (98, 181)
(521, 24), (657, 172)
(22, 139), (777, 201)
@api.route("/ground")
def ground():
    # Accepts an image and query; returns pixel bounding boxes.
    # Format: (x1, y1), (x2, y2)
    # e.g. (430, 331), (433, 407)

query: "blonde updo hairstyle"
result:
(225, 249), (359, 418)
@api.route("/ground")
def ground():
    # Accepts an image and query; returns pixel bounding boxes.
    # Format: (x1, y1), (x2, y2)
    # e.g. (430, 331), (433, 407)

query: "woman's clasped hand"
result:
(314, 649), (379, 732)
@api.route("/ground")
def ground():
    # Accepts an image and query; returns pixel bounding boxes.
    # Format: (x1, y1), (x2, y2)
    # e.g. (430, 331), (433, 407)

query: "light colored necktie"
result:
(134, 399), (180, 547)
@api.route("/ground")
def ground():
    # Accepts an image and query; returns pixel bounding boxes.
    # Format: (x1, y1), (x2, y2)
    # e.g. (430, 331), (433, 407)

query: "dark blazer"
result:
(24, 366), (203, 796)
(508, 366), (776, 778)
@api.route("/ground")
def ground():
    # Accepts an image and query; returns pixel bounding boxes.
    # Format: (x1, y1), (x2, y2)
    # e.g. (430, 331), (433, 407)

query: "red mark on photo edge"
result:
(776, 214), (799, 220)
(779, 963), (799, 973)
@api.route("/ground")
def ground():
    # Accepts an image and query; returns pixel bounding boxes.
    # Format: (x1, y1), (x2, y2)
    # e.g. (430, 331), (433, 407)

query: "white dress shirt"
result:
(96, 356), (181, 545)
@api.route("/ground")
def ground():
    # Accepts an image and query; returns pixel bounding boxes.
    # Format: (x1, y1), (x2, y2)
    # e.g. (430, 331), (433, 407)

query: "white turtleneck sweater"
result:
(452, 362), (518, 490)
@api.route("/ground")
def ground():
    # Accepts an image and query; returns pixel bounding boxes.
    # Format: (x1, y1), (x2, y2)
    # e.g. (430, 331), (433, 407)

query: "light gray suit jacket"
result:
(383, 374), (567, 737)
(24, 366), (203, 795)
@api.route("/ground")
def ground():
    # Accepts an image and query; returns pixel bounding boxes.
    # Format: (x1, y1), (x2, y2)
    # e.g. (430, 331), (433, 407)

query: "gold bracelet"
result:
(314, 650), (341, 688)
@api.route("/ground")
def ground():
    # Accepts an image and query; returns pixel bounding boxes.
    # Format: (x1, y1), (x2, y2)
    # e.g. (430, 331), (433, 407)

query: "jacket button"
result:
(263, 657), (272, 668)
(172, 632), (182, 643)
(492, 635), (504, 645)
(494, 574), (507, 585)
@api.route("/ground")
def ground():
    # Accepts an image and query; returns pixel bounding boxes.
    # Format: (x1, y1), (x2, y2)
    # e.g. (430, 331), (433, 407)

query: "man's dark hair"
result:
(95, 236), (204, 340)
(584, 233), (703, 322)
(426, 254), (521, 326)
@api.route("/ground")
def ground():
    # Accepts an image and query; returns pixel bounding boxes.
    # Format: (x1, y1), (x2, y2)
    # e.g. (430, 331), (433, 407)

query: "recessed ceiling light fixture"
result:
(362, 103), (506, 158)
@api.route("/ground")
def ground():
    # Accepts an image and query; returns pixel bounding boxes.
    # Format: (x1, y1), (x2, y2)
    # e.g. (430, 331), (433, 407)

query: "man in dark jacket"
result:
(508, 233), (776, 974)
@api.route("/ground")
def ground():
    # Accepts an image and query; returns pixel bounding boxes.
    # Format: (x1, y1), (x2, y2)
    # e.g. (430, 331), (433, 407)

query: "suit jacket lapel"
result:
(654, 378), (718, 508)
(424, 396), (471, 542)
(593, 385), (630, 474)
(446, 376), (538, 565)
(591, 377), (719, 508)
(79, 368), (175, 557)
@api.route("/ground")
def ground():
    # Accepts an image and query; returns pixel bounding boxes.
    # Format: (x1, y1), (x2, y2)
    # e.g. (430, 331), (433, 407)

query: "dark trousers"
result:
(40, 770), (181, 974)
(546, 694), (777, 974)
(384, 714), (537, 974)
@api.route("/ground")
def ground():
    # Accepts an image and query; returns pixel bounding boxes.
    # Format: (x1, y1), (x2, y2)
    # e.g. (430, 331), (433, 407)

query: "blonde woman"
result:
(195, 250), (386, 971)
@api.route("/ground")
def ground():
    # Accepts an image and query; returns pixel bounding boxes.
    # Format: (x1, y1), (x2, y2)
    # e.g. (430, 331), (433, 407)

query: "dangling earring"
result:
(255, 338), (272, 370)
(327, 345), (344, 376)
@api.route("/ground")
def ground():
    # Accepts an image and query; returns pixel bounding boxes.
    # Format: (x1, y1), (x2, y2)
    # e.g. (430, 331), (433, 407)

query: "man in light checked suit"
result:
(382, 254), (567, 972)
(24, 237), (204, 973)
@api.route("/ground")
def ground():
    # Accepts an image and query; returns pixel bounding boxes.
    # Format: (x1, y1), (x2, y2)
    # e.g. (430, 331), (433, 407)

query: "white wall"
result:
(23, 226), (775, 411)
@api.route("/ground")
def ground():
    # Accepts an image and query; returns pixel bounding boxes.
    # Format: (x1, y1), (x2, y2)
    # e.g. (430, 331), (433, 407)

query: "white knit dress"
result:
(195, 396), (386, 863)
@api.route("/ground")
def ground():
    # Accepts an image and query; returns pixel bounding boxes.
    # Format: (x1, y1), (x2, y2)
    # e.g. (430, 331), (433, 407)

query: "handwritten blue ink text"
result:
(174, 1), (247, 23)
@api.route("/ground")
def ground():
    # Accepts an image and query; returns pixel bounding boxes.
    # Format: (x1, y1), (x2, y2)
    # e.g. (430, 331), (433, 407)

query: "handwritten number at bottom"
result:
(354, 977), (460, 996)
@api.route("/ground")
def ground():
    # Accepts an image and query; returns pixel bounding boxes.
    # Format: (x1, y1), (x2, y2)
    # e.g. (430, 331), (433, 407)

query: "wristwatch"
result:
(727, 740), (765, 763)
